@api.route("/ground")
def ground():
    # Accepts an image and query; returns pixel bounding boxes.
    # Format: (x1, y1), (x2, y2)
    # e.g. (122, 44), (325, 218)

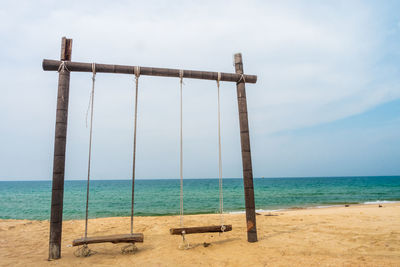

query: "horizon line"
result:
(0, 175), (399, 182)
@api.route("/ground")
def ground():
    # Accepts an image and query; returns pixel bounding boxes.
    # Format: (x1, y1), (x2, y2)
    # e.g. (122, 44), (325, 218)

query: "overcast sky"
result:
(1, 0), (399, 180)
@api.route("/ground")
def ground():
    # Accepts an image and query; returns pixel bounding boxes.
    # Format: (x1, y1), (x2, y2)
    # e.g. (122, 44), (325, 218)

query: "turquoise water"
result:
(0, 176), (399, 220)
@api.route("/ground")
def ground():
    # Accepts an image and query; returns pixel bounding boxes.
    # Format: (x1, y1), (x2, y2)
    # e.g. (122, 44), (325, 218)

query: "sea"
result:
(0, 176), (399, 220)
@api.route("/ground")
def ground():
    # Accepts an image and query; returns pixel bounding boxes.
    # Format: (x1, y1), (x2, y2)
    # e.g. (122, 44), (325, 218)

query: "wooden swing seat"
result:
(72, 233), (144, 246)
(170, 225), (232, 235)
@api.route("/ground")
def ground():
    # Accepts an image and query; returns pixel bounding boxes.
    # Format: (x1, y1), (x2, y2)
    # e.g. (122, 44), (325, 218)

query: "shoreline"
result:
(1, 200), (399, 221)
(233, 200), (400, 214)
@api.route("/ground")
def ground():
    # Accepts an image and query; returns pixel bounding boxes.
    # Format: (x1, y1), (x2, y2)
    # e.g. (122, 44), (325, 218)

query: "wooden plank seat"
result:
(170, 225), (232, 235)
(72, 233), (144, 246)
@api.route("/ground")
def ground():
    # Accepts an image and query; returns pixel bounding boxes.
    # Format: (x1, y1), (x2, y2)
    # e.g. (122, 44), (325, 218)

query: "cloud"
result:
(0, 0), (399, 179)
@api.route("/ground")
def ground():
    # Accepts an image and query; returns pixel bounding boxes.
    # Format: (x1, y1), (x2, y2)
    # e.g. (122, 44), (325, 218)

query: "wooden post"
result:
(234, 53), (258, 242)
(48, 37), (72, 260)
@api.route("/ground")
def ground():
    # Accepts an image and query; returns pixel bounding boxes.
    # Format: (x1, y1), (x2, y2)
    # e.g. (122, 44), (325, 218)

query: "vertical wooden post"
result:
(48, 37), (72, 260)
(234, 53), (258, 242)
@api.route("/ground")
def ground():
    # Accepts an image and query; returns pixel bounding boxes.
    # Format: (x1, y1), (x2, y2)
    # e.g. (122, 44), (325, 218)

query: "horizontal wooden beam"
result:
(72, 233), (144, 246)
(42, 59), (257, 83)
(170, 225), (232, 235)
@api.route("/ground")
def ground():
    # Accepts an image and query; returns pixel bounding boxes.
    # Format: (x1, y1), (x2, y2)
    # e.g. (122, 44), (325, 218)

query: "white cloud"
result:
(0, 0), (399, 179)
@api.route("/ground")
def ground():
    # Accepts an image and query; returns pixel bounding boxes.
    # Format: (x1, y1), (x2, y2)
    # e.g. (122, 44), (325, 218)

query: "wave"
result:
(363, 200), (400, 205)
(229, 209), (284, 214)
(228, 200), (400, 215)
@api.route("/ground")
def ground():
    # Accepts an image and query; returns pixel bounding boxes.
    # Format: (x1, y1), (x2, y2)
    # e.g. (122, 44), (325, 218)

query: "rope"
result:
(74, 244), (96, 257)
(58, 61), (69, 103)
(237, 74), (246, 83)
(121, 243), (138, 254)
(85, 63), (96, 128)
(85, 67), (95, 127)
(179, 69), (184, 227)
(57, 61), (70, 73)
(84, 63), (96, 240)
(217, 72), (224, 228)
(131, 66), (140, 234)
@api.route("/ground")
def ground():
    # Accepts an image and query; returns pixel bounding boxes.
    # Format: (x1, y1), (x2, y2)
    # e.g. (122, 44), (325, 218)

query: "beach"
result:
(1, 203), (399, 266)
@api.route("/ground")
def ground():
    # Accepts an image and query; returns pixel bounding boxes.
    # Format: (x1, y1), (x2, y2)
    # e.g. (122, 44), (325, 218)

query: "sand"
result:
(1, 203), (399, 266)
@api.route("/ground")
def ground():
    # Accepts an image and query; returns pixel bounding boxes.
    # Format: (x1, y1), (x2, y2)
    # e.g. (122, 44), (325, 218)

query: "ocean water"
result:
(0, 176), (399, 220)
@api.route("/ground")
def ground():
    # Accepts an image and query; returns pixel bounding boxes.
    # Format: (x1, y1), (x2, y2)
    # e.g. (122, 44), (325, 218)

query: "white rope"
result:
(57, 61), (70, 72)
(85, 64), (96, 127)
(131, 66), (140, 234)
(58, 61), (69, 103)
(217, 72), (224, 228)
(237, 74), (246, 83)
(179, 69), (184, 227)
(84, 63), (96, 239)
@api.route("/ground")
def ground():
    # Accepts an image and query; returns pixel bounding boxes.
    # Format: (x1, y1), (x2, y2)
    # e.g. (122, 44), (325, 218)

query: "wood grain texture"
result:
(42, 59), (257, 83)
(234, 53), (257, 243)
(48, 37), (72, 260)
(170, 225), (232, 235)
(72, 233), (144, 246)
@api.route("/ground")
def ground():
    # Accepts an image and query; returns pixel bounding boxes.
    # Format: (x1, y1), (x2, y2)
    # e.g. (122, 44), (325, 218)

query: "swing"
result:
(72, 65), (144, 255)
(169, 71), (232, 239)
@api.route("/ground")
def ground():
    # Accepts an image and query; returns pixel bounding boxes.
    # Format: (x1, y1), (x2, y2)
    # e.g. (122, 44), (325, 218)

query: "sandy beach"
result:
(1, 203), (399, 266)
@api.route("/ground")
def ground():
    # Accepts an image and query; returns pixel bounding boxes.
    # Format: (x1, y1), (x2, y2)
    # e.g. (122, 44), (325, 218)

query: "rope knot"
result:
(135, 66), (141, 79)
(179, 69), (184, 85)
(91, 63), (96, 82)
(57, 61), (70, 72)
(237, 74), (246, 83)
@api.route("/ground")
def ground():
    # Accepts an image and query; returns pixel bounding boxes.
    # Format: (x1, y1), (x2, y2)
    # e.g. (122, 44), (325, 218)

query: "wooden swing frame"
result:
(46, 37), (258, 260)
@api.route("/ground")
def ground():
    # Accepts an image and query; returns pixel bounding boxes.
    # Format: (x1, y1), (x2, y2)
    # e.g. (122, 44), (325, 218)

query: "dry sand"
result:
(1, 203), (399, 266)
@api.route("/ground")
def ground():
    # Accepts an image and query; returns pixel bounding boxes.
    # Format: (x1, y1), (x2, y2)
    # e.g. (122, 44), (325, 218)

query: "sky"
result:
(0, 0), (399, 180)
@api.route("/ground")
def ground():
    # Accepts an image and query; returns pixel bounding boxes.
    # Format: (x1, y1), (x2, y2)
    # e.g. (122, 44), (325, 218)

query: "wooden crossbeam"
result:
(170, 225), (232, 235)
(72, 233), (144, 246)
(42, 59), (257, 83)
